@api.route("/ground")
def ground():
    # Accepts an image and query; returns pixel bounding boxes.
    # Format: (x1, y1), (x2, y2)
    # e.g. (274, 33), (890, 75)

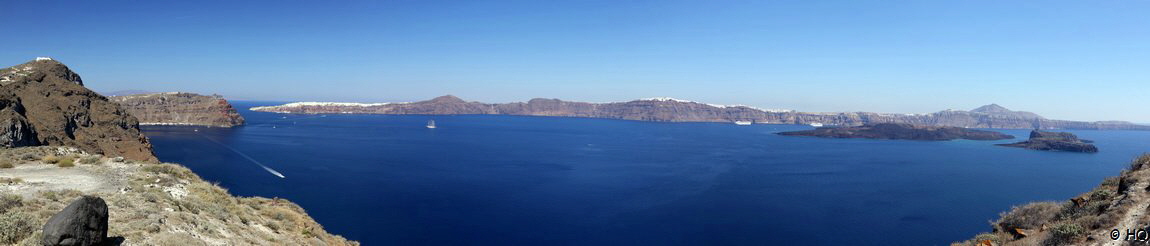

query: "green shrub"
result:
(1131, 154), (1150, 170)
(142, 164), (195, 179)
(0, 194), (22, 213)
(1046, 223), (1085, 245)
(1090, 189), (1116, 201)
(995, 202), (1062, 232)
(0, 212), (36, 244)
(18, 153), (39, 161)
(57, 157), (75, 168)
(1101, 176), (1120, 187)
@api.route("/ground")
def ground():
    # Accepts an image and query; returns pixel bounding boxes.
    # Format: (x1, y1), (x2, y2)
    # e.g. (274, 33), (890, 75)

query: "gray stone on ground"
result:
(41, 196), (108, 246)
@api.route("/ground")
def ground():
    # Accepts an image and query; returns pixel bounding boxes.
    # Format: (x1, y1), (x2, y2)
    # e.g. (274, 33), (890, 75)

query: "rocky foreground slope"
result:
(251, 95), (1150, 130)
(110, 92), (245, 127)
(0, 58), (155, 161)
(955, 154), (1150, 246)
(0, 146), (357, 245)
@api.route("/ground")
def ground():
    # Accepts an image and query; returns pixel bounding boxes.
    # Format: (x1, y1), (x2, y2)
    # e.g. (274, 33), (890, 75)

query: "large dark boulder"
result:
(41, 196), (109, 246)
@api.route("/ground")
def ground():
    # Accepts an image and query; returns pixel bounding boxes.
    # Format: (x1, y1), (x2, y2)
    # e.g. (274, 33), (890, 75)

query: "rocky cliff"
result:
(250, 95), (1150, 130)
(777, 123), (1015, 141)
(110, 92), (245, 127)
(0, 58), (155, 161)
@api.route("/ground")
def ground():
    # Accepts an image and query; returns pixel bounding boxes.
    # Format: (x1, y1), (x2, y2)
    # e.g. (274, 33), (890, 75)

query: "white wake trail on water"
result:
(199, 135), (286, 178)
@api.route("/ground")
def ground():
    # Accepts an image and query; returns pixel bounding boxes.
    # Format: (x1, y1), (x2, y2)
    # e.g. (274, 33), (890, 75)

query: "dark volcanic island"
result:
(776, 123), (1015, 141)
(996, 130), (1098, 153)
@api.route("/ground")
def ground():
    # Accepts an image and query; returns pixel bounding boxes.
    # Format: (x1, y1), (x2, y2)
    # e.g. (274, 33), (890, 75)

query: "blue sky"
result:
(2, 0), (1148, 122)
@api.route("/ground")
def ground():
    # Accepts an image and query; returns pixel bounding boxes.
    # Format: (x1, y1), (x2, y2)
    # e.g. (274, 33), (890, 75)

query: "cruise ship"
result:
(809, 123), (824, 127)
(734, 120), (753, 125)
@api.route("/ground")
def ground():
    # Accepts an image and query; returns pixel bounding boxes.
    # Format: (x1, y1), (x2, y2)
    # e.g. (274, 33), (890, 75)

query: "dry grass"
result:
(40, 155), (59, 164)
(0, 160), (13, 168)
(78, 156), (101, 165)
(0, 177), (22, 185)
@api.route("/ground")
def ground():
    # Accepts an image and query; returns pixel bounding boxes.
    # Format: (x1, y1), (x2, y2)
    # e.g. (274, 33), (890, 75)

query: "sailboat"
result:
(426, 120), (437, 129)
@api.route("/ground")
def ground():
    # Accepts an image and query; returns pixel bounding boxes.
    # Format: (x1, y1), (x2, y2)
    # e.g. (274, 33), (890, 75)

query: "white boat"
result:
(809, 123), (824, 127)
(426, 120), (437, 129)
(734, 120), (753, 125)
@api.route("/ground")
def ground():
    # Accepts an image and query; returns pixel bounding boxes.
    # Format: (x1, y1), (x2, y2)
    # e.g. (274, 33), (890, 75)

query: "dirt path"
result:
(0, 162), (132, 197)
(1095, 177), (1150, 246)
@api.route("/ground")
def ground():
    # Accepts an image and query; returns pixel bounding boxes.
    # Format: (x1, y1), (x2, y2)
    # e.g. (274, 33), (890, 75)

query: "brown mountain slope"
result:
(0, 58), (155, 161)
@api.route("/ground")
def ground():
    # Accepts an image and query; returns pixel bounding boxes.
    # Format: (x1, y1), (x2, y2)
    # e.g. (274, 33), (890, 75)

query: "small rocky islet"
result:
(996, 130), (1098, 153)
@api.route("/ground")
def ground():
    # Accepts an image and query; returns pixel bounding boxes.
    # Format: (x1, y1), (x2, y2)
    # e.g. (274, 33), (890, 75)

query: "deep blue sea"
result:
(141, 101), (1150, 245)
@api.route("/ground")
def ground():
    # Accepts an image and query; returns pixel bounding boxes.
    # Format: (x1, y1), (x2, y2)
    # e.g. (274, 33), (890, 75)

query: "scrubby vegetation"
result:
(1046, 223), (1085, 245)
(0, 160), (12, 168)
(0, 212), (36, 244)
(56, 156), (75, 167)
(954, 153), (1150, 246)
(78, 156), (101, 165)
(0, 147), (358, 245)
(40, 155), (59, 164)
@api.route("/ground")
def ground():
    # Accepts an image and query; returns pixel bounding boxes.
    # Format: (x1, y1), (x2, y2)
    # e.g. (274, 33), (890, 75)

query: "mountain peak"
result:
(1, 58), (83, 86)
(969, 104), (1045, 119)
(429, 95), (466, 103)
(971, 104), (1010, 113)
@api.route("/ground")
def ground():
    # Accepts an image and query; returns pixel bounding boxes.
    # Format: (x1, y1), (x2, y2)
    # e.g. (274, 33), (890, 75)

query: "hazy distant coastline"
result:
(251, 95), (1150, 131)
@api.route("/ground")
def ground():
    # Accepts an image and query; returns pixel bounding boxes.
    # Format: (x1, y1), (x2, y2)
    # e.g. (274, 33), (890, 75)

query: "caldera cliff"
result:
(110, 92), (245, 127)
(250, 96), (1150, 131)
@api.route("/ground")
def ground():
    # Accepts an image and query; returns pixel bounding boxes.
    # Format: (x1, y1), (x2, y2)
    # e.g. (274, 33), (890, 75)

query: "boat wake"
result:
(199, 135), (286, 178)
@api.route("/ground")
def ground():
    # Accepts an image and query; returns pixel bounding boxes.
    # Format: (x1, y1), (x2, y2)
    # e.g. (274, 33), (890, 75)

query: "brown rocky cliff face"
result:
(0, 59), (156, 161)
(110, 92), (245, 127)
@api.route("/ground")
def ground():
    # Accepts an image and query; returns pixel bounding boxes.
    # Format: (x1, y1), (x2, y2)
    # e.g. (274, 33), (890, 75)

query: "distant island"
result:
(776, 123), (1015, 141)
(110, 92), (246, 127)
(250, 95), (1150, 130)
(997, 130), (1098, 153)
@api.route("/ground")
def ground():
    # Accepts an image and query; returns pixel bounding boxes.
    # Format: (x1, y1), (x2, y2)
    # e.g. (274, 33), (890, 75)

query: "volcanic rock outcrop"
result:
(110, 92), (245, 127)
(997, 130), (1098, 153)
(250, 96), (1150, 130)
(0, 58), (155, 161)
